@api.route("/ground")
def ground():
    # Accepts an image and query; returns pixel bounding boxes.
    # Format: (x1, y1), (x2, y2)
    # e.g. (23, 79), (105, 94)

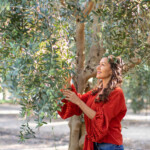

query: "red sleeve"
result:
(90, 88), (127, 141)
(58, 84), (92, 119)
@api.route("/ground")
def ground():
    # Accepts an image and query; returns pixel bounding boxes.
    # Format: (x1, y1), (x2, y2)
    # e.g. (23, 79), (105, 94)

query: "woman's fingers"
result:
(63, 90), (72, 93)
(62, 90), (72, 98)
(63, 90), (72, 95)
(62, 90), (77, 102)
(61, 90), (79, 105)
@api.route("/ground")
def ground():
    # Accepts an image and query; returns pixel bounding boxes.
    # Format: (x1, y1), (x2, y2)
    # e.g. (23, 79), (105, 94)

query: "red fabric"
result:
(58, 84), (127, 150)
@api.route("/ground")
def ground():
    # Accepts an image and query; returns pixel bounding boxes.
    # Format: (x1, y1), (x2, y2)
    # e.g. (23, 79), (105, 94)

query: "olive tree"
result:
(0, 0), (150, 149)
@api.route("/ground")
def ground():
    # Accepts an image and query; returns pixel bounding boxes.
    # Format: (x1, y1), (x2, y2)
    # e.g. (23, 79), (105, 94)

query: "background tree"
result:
(0, 0), (150, 150)
(123, 63), (150, 113)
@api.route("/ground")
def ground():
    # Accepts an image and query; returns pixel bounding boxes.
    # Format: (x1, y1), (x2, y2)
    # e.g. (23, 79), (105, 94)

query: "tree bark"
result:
(68, 1), (106, 150)
(78, 3), (105, 149)
(68, 20), (85, 150)
(68, 1), (95, 150)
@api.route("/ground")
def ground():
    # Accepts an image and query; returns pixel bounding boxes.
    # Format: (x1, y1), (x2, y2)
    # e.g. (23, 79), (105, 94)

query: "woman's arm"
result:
(77, 100), (96, 119)
(63, 90), (96, 119)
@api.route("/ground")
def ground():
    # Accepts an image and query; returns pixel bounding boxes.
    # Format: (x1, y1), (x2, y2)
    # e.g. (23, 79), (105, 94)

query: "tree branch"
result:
(124, 32), (150, 73)
(60, 0), (66, 7)
(75, 1), (94, 73)
(76, 22), (85, 73)
(75, 1), (94, 21)
(83, 1), (94, 18)
(84, 3), (105, 82)
(123, 58), (141, 73)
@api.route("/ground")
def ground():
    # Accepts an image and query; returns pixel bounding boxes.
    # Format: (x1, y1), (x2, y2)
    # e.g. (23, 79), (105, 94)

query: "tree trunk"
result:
(68, 2), (104, 150)
(68, 115), (82, 150)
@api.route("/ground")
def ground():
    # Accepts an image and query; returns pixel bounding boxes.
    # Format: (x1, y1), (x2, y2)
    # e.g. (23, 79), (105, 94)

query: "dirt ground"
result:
(0, 104), (150, 150)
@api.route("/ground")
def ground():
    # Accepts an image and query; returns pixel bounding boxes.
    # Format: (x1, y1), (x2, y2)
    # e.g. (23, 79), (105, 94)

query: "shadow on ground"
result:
(0, 104), (150, 150)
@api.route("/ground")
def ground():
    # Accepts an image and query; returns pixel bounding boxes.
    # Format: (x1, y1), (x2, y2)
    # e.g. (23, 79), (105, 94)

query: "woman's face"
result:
(96, 57), (112, 79)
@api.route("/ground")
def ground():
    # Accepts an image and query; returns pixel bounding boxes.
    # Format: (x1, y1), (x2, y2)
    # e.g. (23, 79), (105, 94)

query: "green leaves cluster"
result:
(94, 0), (150, 60)
(0, 0), (75, 140)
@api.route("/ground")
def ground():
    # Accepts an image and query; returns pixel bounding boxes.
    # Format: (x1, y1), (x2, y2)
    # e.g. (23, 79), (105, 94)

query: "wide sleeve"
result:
(58, 84), (92, 119)
(90, 89), (127, 142)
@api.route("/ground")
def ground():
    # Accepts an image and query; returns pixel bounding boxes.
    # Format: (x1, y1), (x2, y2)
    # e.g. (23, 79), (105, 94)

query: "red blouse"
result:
(58, 84), (127, 150)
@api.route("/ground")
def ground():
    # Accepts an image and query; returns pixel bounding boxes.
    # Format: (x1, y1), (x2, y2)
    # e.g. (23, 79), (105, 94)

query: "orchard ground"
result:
(0, 104), (150, 150)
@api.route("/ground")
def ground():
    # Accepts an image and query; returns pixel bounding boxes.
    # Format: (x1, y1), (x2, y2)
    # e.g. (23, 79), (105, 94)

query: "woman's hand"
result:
(62, 90), (80, 105)
(62, 89), (96, 119)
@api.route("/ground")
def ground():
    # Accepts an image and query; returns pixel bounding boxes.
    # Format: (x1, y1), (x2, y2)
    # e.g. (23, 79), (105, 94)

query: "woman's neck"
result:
(102, 77), (111, 89)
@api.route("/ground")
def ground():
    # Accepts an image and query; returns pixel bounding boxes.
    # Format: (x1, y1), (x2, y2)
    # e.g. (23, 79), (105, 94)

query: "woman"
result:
(58, 55), (127, 150)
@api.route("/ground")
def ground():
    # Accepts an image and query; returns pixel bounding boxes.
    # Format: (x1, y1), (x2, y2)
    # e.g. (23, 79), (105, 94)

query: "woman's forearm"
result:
(62, 89), (96, 119)
(77, 100), (96, 119)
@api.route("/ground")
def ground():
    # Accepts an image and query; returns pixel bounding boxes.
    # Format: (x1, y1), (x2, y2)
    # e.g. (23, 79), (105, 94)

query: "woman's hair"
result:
(92, 55), (124, 103)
